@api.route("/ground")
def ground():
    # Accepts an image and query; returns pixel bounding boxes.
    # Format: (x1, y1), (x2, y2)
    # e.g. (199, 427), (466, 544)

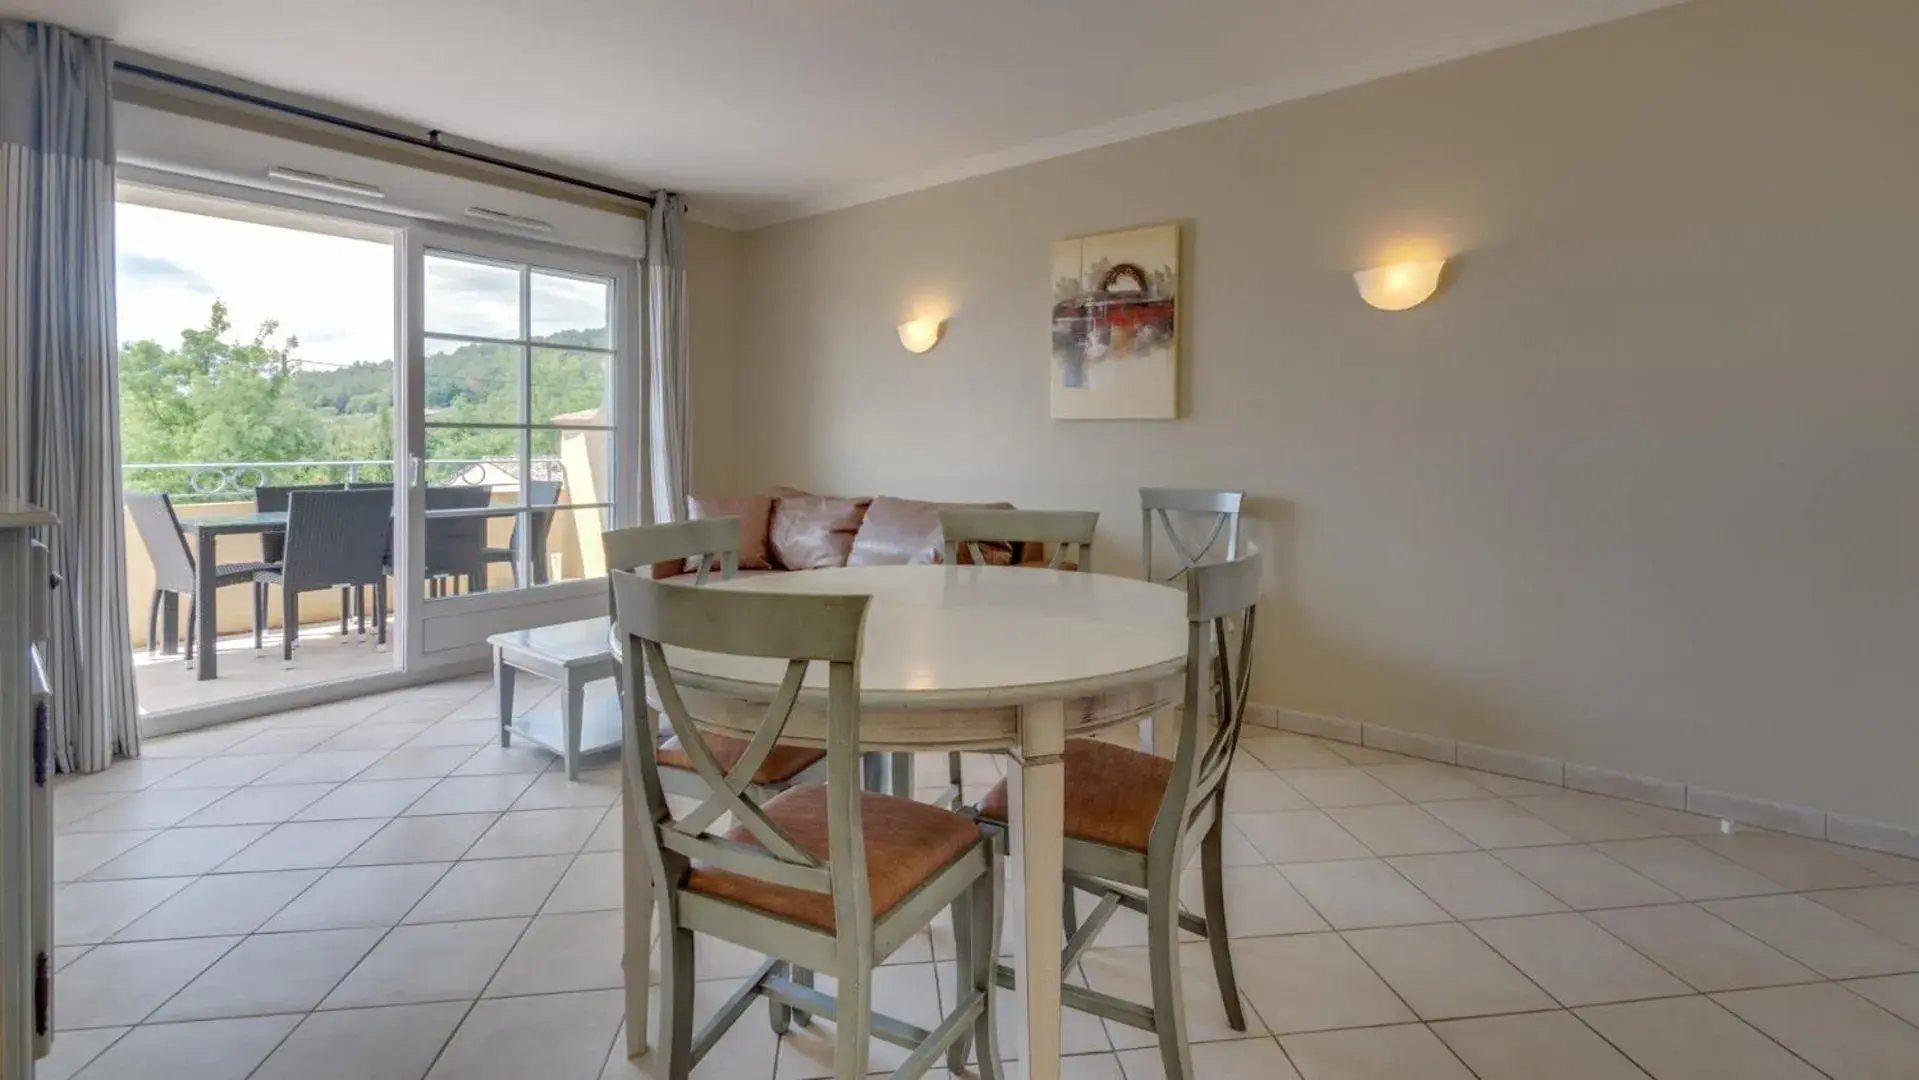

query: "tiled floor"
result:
(134, 621), (396, 718)
(50, 679), (1919, 1079)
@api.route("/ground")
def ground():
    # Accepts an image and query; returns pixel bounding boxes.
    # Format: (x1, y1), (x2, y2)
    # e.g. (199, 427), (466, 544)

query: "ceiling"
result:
(20, 0), (1681, 227)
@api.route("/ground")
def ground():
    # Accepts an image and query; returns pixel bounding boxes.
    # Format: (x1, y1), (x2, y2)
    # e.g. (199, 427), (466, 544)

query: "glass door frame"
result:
(397, 224), (640, 672)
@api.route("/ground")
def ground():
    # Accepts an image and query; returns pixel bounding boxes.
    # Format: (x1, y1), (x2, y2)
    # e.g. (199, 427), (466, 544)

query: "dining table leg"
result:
(1007, 699), (1067, 1080)
(195, 529), (220, 680)
(621, 703), (654, 1057)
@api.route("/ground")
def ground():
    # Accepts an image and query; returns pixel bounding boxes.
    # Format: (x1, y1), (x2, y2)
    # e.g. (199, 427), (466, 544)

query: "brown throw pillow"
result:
(847, 497), (1016, 566)
(681, 494), (775, 573)
(768, 487), (872, 569)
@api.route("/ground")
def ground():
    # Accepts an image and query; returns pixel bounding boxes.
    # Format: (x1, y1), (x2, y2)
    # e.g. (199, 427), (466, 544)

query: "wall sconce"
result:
(897, 317), (945, 354)
(1353, 259), (1446, 311)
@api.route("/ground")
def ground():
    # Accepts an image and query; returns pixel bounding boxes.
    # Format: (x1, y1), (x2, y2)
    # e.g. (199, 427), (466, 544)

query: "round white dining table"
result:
(619, 564), (1190, 1080)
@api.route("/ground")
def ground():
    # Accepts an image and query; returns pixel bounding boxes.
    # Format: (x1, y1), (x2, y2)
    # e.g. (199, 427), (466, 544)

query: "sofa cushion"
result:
(683, 494), (775, 573)
(847, 497), (1017, 567)
(769, 488), (872, 569)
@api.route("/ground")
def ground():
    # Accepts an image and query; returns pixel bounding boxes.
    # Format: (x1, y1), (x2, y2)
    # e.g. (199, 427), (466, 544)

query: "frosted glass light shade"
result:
(897, 318), (945, 353)
(1354, 259), (1446, 311)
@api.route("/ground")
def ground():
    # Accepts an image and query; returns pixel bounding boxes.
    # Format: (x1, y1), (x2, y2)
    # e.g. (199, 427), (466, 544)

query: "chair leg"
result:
(146, 591), (161, 656)
(948, 869), (977, 1072)
(375, 579), (387, 646)
(789, 967), (813, 1027)
(339, 587), (350, 636)
(1063, 885), (1080, 942)
(948, 751), (966, 808)
(253, 584), (266, 652)
(972, 849), (1005, 1080)
(768, 961), (794, 1036)
(283, 589), (298, 663)
(1148, 866), (1197, 1080)
(834, 943), (873, 1080)
(1201, 804), (1246, 1031)
(183, 600), (196, 663)
(655, 910), (696, 1080)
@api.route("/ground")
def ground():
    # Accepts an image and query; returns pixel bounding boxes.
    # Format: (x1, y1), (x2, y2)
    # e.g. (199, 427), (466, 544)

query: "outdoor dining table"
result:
(619, 563), (1190, 1080)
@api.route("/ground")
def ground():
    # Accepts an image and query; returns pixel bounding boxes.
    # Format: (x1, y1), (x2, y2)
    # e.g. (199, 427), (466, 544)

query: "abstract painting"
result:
(1051, 223), (1178, 419)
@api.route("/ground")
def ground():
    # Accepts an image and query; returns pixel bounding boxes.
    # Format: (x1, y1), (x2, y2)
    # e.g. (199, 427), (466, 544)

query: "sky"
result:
(117, 203), (614, 370)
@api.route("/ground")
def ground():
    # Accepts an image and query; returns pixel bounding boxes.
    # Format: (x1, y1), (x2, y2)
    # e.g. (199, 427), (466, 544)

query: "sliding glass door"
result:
(399, 228), (636, 668)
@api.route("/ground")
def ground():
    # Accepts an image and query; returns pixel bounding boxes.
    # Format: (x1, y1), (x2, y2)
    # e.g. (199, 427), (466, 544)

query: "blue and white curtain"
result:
(643, 192), (690, 524)
(1, 22), (139, 771)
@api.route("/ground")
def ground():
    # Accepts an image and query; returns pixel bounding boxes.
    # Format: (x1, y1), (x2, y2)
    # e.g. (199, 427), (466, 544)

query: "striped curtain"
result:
(643, 192), (690, 525)
(1, 22), (139, 771)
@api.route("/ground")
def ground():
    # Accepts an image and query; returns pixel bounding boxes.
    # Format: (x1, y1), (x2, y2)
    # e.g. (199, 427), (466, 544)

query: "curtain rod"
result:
(113, 59), (659, 209)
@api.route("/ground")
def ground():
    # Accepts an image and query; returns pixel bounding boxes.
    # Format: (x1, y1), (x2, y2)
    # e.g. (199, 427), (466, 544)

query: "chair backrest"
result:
(510, 478), (564, 552)
(610, 569), (873, 939)
(257, 483), (345, 563)
(280, 488), (393, 590)
(126, 491), (196, 593)
(424, 485), (493, 579)
(938, 507), (1099, 572)
(1140, 487), (1244, 583)
(601, 517), (742, 585)
(1153, 548), (1262, 858)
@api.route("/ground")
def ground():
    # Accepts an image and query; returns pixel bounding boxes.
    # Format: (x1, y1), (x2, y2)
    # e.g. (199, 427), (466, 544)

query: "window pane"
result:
(423, 428), (519, 596)
(531, 271), (610, 349)
(425, 253), (520, 338)
(531, 346), (610, 428)
(426, 337), (521, 429)
(532, 427), (612, 583)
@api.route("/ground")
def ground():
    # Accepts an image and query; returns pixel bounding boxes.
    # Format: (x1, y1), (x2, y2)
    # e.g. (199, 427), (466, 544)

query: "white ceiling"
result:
(22, 0), (1681, 227)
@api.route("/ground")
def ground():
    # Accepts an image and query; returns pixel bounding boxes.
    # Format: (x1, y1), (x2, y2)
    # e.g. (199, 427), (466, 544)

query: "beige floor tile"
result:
(140, 726), (255, 757)
(404, 854), (572, 923)
(582, 805), (624, 853)
(311, 722), (434, 752)
(1230, 932), (1415, 1034)
(429, 990), (624, 1080)
(466, 807), (606, 859)
(1114, 1037), (1301, 1080)
(179, 783), (338, 827)
(1422, 798), (1573, 848)
(55, 792), (133, 831)
(113, 869), (324, 940)
(453, 743), (568, 776)
(59, 756), (195, 793)
(153, 927), (384, 1021)
(54, 876), (194, 945)
(1241, 736), (1349, 769)
(925, 959), (1109, 1057)
(512, 769), (624, 810)
(407, 718), (502, 748)
(1577, 996), (1824, 1080)
(1077, 942), (1265, 1050)
(486, 910), (625, 996)
(1220, 769), (1313, 812)
(84, 825), (271, 880)
(1508, 794), (1672, 842)
(1326, 804), (1475, 856)
(1281, 1023), (1475, 1080)
(1592, 838), (1791, 900)
(1228, 810), (1371, 864)
(1361, 763), (1491, 803)
(71, 1014), (303, 1080)
(1273, 767), (1404, 809)
(55, 830), (156, 882)
(1831, 846), (1919, 884)
(1176, 863), (1329, 937)
(341, 812), (498, 865)
(261, 862), (453, 931)
(1215, 817), (1266, 867)
(1716, 981), (1919, 1079)
(1844, 972), (1919, 1025)
(1494, 845), (1680, 909)
(291, 778), (438, 821)
(1809, 884), (1919, 948)
(322, 917), (528, 1008)
(1457, 771), (1563, 798)
(404, 773), (543, 816)
(34, 1026), (126, 1080)
(1704, 893), (1919, 978)
(1386, 852), (1566, 919)
(1691, 833), (1890, 891)
(600, 979), (782, 1080)
(254, 749), (390, 785)
(1280, 860), (1449, 930)
(1433, 1010), (1652, 1080)
(55, 936), (241, 1028)
(1056, 1053), (1127, 1080)
(1344, 922), (1556, 1020)
(544, 851), (625, 914)
(1587, 904), (1818, 991)
(775, 963), (950, 1077)
(1469, 913), (1691, 1006)
(253, 1001), (469, 1080)
(151, 754), (295, 789)
(357, 745), (484, 782)
(216, 817), (388, 872)
(70, 787), (235, 832)
(226, 725), (355, 755)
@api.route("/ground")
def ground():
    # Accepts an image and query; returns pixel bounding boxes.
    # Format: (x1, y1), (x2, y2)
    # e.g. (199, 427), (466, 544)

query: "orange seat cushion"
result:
(656, 733), (825, 786)
(979, 738), (1174, 852)
(685, 784), (984, 930)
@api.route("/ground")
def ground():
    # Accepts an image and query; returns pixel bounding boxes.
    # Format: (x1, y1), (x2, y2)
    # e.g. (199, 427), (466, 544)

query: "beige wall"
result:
(725, 0), (1919, 828)
(687, 222), (746, 495)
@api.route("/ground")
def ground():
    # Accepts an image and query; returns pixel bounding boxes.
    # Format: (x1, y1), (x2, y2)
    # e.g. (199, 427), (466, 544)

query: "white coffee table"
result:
(489, 617), (621, 780)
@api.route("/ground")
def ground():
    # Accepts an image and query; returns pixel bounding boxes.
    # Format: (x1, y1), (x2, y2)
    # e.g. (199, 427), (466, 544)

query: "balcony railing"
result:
(124, 457), (567, 503)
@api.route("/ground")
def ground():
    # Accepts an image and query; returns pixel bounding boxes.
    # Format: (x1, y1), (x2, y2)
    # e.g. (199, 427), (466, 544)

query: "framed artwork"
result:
(1050, 223), (1178, 419)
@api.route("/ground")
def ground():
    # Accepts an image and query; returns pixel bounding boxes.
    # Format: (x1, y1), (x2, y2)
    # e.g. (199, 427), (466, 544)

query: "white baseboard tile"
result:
(1456, 741), (1565, 786)
(1272, 708), (1362, 745)
(1361, 723), (1457, 764)
(1826, 813), (1919, 861)
(1687, 787), (1827, 840)
(1566, 763), (1688, 811)
(1245, 702), (1283, 729)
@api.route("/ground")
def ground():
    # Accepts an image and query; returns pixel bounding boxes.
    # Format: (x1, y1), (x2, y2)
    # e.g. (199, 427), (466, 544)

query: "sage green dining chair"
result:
(933, 507), (1102, 811)
(611, 568), (1005, 1080)
(973, 547), (1262, 1080)
(1139, 488), (1243, 582)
